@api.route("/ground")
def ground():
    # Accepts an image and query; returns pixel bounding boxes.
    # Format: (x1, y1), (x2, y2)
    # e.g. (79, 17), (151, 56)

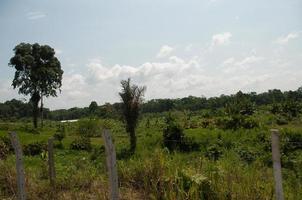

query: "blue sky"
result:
(0, 0), (301, 109)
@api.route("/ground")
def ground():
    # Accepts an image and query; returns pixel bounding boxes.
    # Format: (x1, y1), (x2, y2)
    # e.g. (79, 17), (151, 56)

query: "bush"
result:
(70, 137), (92, 151)
(0, 136), (13, 152)
(163, 114), (185, 151)
(216, 116), (240, 130)
(90, 145), (105, 161)
(23, 142), (47, 156)
(281, 129), (302, 154)
(236, 147), (257, 164)
(78, 119), (101, 137)
(178, 169), (216, 199)
(163, 114), (200, 152)
(276, 116), (288, 125)
(53, 132), (65, 142)
(241, 117), (259, 129)
(205, 144), (222, 161)
(216, 115), (258, 129)
(180, 137), (200, 152)
(0, 140), (9, 160)
(0, 123), (10, 131)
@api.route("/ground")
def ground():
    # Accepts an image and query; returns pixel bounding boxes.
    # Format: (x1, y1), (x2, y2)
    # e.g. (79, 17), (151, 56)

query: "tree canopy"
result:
(9, 43), (63, 127)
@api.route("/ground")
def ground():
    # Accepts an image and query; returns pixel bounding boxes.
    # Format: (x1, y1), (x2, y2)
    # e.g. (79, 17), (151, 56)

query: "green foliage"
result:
(0, 140), (9, 160)
(205, 144), (222, 161)
(163, 114), (185, 151)
(89, 146), (105, 162)
(9, 43), (63, 127)
(70, 137), (92, 151)
(78, 118), (101, 137)
(276, 116), (289, 125)
(0, 136), (13, 152)
(53, 132), (65, 142)
(119, 78), (146, 152)
(216, 115), (259, 130)
(89, 101), (98, 116)
(163, 114), (200, 152)
(23, 141), (47, 156)
(178, 169), (216, 199)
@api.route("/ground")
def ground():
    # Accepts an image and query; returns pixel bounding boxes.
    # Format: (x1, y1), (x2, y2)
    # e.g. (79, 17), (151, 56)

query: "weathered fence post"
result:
(9, 132), (26, 200)
(271, 129), (284, 200)
(102, 129), (119, 200)
(48, 138), (56, 188)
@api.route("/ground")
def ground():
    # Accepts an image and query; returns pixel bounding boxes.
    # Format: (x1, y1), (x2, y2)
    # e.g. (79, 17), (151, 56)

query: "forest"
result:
(1, 87), (302, 121)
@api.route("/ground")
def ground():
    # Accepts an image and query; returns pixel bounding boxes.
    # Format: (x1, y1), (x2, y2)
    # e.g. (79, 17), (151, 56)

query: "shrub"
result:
(23, 142), (47, 156)
(236, 147), (257, 164)
(200, 119), (210, 128)
(163, 115), (184, 151)
(276, 116), (288, 125)
(216, 115), (258, 129)
(163, 114), (200, 152)
(78, 119), (101, 137)
(0, 123), (10, 131)
(0, 136), (13, 152)
(0, 140), (9, 160)
(216, 116), (240, 130)
(241, 117), (259, 129)
(53, 132), (65, 142)
(90, 145), (105, 161)
(180, 137), (200, 152)
(205, 144), (222, 161)
(56, 124), (66, 134)
(178, 169), (216, 199)
(281, 129), (302, 154)
(70, 137), (92, 151)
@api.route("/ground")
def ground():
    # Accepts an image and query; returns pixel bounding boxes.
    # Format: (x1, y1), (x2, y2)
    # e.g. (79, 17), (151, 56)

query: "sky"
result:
(0, 0), (301, 110)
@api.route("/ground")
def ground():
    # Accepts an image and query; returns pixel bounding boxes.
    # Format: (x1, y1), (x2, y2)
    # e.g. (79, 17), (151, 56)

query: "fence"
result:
(8, 129), (289, 200)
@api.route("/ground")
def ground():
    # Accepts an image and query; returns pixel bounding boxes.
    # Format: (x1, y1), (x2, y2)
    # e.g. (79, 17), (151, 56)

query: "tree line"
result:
(1, 87), (301, 121)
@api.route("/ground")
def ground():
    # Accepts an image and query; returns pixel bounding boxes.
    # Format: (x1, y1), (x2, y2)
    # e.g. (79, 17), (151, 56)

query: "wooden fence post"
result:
(102, 129), (119, 200)
(48, 138), (56, 188)
(9, 132), (26, 200)
(271, 129), (284, 200)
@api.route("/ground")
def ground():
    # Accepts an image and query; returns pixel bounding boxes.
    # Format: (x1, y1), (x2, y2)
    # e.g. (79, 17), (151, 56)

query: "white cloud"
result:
(157, 45), (174, 58)
(26, 11), (46, 20)
(2, 42), (301, 110)
(222, 56), (264, 73)
(222, 57), (235, 66)
(185, 44), (193, 52)
(211, 32), (232, 46)
(275, 32), (300, 45)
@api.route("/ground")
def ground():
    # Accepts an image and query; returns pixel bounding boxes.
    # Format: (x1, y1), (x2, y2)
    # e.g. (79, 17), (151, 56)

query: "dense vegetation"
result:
(0, 86), (302, 199)
(1, 87), (301, 121)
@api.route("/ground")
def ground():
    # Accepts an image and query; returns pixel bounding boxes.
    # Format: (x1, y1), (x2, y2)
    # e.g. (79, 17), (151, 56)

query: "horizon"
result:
(1, 86), (300, 111)
(0, 0), (301, 109)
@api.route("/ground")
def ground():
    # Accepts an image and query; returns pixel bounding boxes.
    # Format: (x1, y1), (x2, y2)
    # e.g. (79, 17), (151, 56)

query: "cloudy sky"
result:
(0, 0), (301, 110)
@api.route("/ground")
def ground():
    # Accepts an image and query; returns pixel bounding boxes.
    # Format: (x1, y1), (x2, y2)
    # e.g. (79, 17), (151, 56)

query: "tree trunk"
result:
(31, 92), (40, 129)
(129, 129), (136, 153)
(40, 94), (43, 128)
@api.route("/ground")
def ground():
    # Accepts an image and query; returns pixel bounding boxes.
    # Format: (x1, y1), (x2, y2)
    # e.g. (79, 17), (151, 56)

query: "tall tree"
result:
(89, 101), (98, 117)
(9, 43), (63, 128)
(119, 78), (146, 152)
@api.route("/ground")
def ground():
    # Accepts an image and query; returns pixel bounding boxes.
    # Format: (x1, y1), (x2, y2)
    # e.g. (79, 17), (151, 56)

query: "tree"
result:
(9, 43), (63, 128)
(89, 101), (98, 117)
(119, 78), (146, 152)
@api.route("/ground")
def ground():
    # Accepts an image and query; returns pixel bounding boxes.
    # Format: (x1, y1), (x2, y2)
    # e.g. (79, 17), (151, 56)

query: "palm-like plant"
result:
(119, 78), (146, 152)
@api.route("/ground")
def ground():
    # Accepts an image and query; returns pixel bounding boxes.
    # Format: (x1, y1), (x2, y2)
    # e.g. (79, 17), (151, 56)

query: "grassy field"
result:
(0, 114), (302, 200)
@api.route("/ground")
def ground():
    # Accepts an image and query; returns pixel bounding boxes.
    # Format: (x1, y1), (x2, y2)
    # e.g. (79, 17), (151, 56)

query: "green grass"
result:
(0, 115), (302, 199)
